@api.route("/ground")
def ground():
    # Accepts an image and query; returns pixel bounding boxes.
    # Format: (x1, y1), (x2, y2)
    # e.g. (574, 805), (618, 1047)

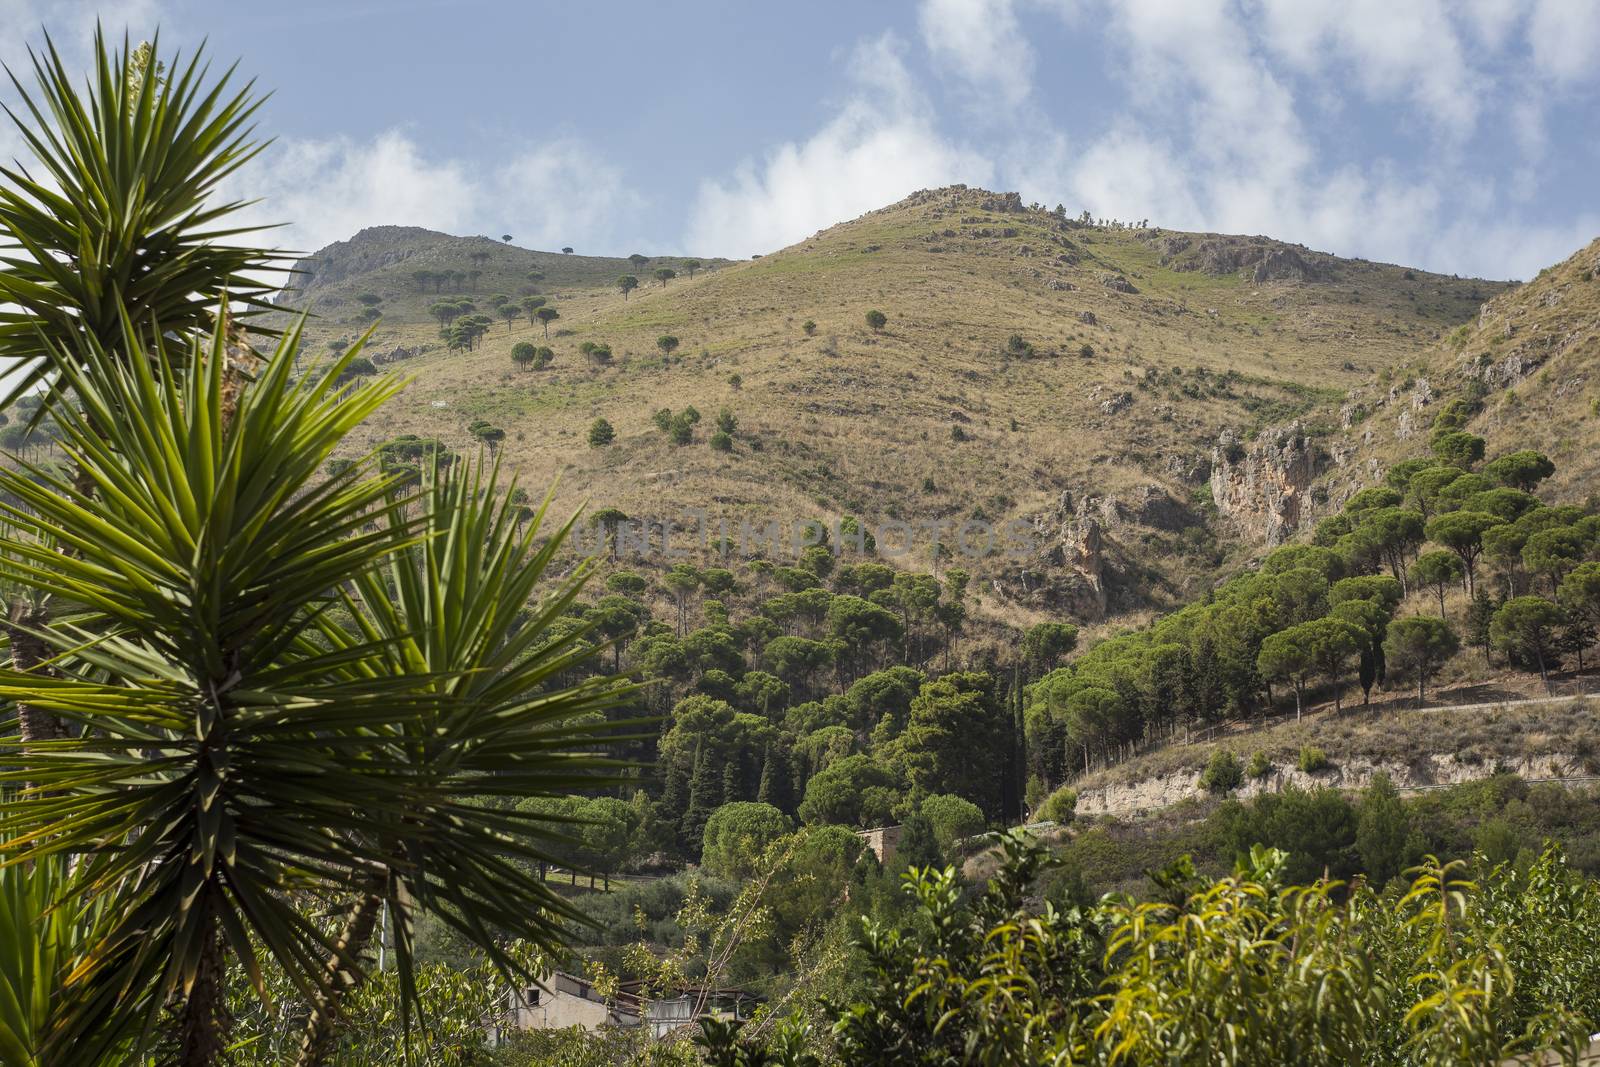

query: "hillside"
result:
(1314, 237), (1600, 514)
(287, 186), (1506, 628)
(274, 226), (731, 325)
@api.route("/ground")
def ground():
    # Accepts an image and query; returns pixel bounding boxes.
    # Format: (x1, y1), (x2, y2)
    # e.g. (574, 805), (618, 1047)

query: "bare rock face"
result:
(979, 191), (1025, 213)
(1209, 422), (1319, 545)
(1100, 391), (1134, 415)
(992, 492), (1109, 620)
(1476, 351), (1544, 388)
(1123, 484), (1194, 531)
(1153, 234), (1334, 283)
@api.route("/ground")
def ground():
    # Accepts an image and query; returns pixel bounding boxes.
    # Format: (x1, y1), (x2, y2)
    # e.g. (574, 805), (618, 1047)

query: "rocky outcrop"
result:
(1100, 273), (1138, 294)
(1210, 422), (1319, 545)
(1158, 235), (1334, 283)
(979, 191), (1025, 213)
(1099, 391), (1133, 415)
(285, 225), (448, 296)
(1076, 751), (1587, 819)
(992, 492), (1109, 621)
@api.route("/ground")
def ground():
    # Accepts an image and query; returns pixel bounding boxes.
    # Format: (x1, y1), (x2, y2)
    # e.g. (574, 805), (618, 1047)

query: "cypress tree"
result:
(681, 741), (717, 857)
(721, 756), (741, 805)
(896, 810), (943, 872)
(659, 749), (689, 828)
(1012, 664), (1027, 823)
(1467, 587), (1497, 664)
(756, 743), (793, 813)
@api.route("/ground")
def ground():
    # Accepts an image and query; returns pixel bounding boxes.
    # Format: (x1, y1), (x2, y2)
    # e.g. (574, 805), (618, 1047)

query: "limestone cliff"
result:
(1209, 422), (1320, 545)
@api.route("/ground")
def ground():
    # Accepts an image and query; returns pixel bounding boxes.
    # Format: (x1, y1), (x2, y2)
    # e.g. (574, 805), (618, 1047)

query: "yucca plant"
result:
(0, 840), (126, 1067)
(1, 29), (287, 747)
(0, 315), (624, 1064)
(0, 28), (282, 413)
(293, 460), (641, 1064)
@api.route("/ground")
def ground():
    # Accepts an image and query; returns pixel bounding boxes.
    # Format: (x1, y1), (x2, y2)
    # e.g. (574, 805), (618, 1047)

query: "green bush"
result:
(1298, 745), (1330, 773)
(1247, 751), (1272, 779)
(1039, 786), (1077, 824)
(1200, 749), (1243, 794)
(922, 793), (986, 850)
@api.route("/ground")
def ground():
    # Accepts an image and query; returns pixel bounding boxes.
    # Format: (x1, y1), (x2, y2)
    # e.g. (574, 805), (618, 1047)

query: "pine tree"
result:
(1356, 773), (1412, 886)
(721, 757), (742, 805)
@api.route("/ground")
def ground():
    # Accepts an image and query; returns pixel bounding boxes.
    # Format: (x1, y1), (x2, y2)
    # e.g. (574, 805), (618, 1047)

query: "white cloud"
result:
(0, 0), (164, 168)
(684, 34), (993, 257)
(1254, 0), (1480, 135)
(997, 0), (1596, 279)
(918, 0), (1036, 106)
(1461, 0), (1529, 47)
(227, 129), (643, 257)
(1527, 0), (1600, 84)
(0, 0), (162, 70)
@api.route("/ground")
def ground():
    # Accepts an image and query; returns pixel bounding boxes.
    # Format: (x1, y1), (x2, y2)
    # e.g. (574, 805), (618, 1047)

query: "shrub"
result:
(652, 408), (673, 432)
(1298, 745), (1329, 773)
(709, 430), (733, 452)
(1200, 749), (1243, 794)
(922, 793), (986, 850)
(865, 309), (887, 332)
(1247, 751), (1272, 779)
(1039, 786), (1077, 825)
(668, 413), (694, 446)
(802, 319), (817, 336)
(587, 418), (615, 448)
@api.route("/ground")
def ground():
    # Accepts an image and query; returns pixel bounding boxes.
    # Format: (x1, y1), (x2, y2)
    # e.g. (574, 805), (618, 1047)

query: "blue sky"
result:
(4, 0), (1599, 280)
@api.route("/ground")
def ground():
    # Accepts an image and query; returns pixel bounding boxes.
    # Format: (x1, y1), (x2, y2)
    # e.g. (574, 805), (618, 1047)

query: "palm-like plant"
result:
(0, 29), (282, 412)
(0, 317), (626, 1064)
(294, 461), (639, 1063)
(0, 844), (123, 1067)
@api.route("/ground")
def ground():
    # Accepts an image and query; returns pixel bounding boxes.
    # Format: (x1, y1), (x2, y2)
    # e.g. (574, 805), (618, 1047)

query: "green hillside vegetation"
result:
(1018, 434), (1600, 798)
(5, 30), (1600, 1067)
(1321, 236), (1600, 511)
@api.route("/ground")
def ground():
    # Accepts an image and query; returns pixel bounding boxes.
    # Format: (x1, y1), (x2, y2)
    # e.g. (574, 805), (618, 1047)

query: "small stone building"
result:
(855, 824), (903, 865)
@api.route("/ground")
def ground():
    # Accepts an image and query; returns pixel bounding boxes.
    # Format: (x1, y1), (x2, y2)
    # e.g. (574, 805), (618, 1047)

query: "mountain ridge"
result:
(282, 185), (1553, 638)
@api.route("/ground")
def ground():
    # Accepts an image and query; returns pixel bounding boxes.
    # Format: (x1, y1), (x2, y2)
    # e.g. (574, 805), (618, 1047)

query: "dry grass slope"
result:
(289, 186), (1507, 626)
(1318, 236), (1600, 511)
